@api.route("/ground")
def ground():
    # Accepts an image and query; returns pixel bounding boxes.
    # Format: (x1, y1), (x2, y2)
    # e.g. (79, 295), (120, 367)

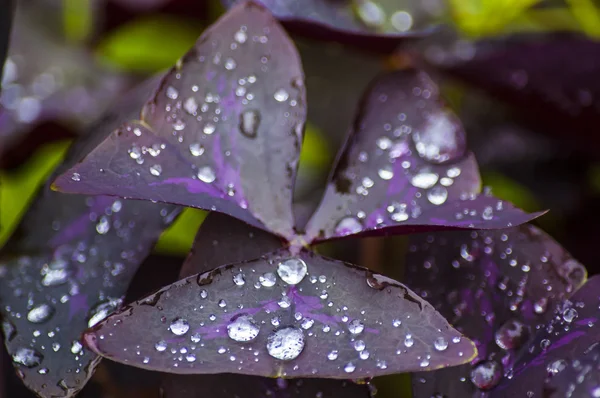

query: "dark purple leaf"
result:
(161, 373), (373, 398)
(163, 212), (371, 398)
(0, 1), (126, 163)
(83, 249), (475, 378)
(52, 1), (306, 240)
(405, 225), (587, 397)
(0, 78), (180, 398)
(222, 0), (441, 47)
(304, 69), (544, 243)
(488, 275), (600, 397)
(423, 33), (600, 155)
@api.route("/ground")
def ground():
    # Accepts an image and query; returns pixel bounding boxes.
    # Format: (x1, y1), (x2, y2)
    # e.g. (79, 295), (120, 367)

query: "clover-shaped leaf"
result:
(222, 0), (441, 43)
(53, 1), (306, 240)
(0, 78), (180, 398)
(162, 212), (372, 397)
(83, 247), (476, 379)
(405, 226), (587, 397)
(305, 70), (544, 242)
(488, 275), (600, 397)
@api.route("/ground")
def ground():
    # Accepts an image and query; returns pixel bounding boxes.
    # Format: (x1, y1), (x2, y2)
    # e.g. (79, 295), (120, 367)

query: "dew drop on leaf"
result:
(12, 347), (43, 368)
(227, 314), (260, 342)
(495, 319), (529, 350)
(239, 109), (261, 138)
(427, 186), (448, 205)
(27, 303), (55, 324)
(197, 166), (216, 183)
(470, 360), (503, 390)
(335, 216), (363, 236)
(277, 258), (308, 285)
(411, 171), (439, 189)
(434, 336), (448, 351)
(273, 89), (289, 102)
(155, 340), (167, 352)
(259, 272), (277, 287)
(169, 318), (190, 336)
(266, 326), (305, 361)
(189, 143), (204, 157)
(348, 319), (365, 335)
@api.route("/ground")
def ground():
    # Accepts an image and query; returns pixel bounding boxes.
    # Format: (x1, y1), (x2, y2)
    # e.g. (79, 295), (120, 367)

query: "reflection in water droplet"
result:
(277, 258), (308, 285)
(71, 173), (81, 182)
(189, 143), (204, 157)
(155, 340), (167, 352)
(378, 166), (394, 180)
(434, 337), (448, 351)
(266, 327), (305, 361)
(470, 360), (503, 390)
(27, 304), (54, 324)
(184, 97), (198, 114)
(169, 318), (190, 336)
(427, 186), (448, 205)
(348, 319), (365, 335)
(562, 308), (578, 323)
(227, 314), (260, 342)
(411, 171), (439, 189)
(344, 362), (356, 373)
(495, 319), (529, 350)
(260, 272), (277, 287)
(150, 164), (162, 177)
(239, 109), (260, 138)
(335, 216), (363, 236)
(12, 347), (43, 368)
(197, 166), (216, 183)
(482, 206), (494, 220)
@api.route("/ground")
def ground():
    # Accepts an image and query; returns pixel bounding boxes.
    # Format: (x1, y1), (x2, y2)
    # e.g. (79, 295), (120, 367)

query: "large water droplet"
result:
(260, 272), (277, 287)
(189, 143), (204, 157)
(155, 340), (167, 352)
(197, 166), (216, 183)
(274, 89), (289, 102)
(411, 171), (439, 189)
(427, 186), (448, 205)
(239, 109), (260, 138)
(227, 314), (260, 342)
(470, 360), (503, 390)
(434, 336), (448, 351)
(562, 307), (578, 323)
(27, 304), (54, 324)
(88, 298), (121, 328)
(12, 347), (43, 368)
(348, 319), (365, 335)
(495, 319), (529, 350)
(266, 327), (305, 361)
(277, 258), (308, 285)
(169, 318), (190, 336)
(335, 216), (363, 236)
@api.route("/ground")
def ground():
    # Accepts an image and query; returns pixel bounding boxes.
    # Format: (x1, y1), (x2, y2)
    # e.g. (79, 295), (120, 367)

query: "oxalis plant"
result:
(1, 1), (599, 398)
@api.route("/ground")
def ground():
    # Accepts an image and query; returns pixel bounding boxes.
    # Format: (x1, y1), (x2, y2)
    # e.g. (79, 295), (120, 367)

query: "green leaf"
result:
(153, 208), (207, 256)
(96, 15), (205, 73)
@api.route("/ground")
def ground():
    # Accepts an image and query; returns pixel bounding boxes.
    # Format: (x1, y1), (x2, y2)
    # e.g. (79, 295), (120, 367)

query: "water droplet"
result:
(166, 86), (179, 99)
(277, 258), (308, 285)
(150, 164), (162, 177)
(278, 295), (291, 308)
(233, 273), (245, 286)
(96, 216), (110, 234)
(434, 337), (448, 351)
(266, 327), (305, 361)
(327, 350), (338, 360)
(224, 58), (237, 70)
(71, 341), (83, 354)
(427, 186), (448, 205)
(27, 304), (54, 324)
(495, 319), (529, 350)
(88, 298), (121, 328)
(562, 307), (578, 323)
(356, 0), (386, 27)
(274, 89), (289, 102)
(404, 334), (414, 348)
(239, 109), (260, 138)
(390, 11), (413, 32)
(169, 318), (190, 336)
(197, 166), (216, 183)
(335, 216), (363, 236)
(71, 173), (81, 182)
(203, 123), (216, 135)
(259, 272), (277, 287)
(42, 266), (69, 287)
(155, 340), (167, 352)
(482, 206), (494, 220)
(234, 29), (247, 43)
(344, 362), (356, 373)
(189, 143), (204, 157)
(12, 347), (43, 368)
(547, 359), (567, 374)
(301, 318), (314, 330)
(353, 340), (366, 351)
(184, 97), (198, 114)
(411, 171), (439, 189)
(413, 111), (466, 164)
(227, 314), (260, 342)
(378, 166), (394, 180)
(470, 360), (503, 390)
(534, 297), (548, 314)
(348, 319), (365, 335)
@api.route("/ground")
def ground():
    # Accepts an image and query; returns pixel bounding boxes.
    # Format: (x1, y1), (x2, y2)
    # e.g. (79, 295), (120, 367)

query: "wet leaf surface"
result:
(305, 69), (544, 243)
(0, 78), (180, 397)
(53, 2), (306, 240)
(0, 0), (14, 92)
(162, 212), (372, 397)
(222, 0), (442, 40)
(405, 225), (587, 397)
(489, 275), (600, 398)
(0, 1), (126, 163)
(83, 249), (476, 379)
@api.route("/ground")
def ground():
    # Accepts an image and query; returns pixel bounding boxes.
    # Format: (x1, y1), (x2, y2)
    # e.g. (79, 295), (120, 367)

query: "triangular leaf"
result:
(405, 226), (586, 397)
(83, 249), (476, 379)
(53, 1), (306, 240)
(305, 69), (544, 243)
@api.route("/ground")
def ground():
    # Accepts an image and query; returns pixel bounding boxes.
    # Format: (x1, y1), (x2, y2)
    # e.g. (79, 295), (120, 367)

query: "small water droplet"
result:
(482, 206), (494, 220)
(27, 304), (54, 324)
(96, 216), (110, 234)
(71, 173), (81, 182)
(155, 340), (167, 352)
(227, 314), (260, 342)
(189, 143), (204, 157)
(335, 216), (363, 236)
(259, 272), (277, 287)
(356, 0), (386, 27)
(378, 166), (394, 180)
(434, 337), (448, 351)
(166, 86), (179, 99)
(562, 307), (578, 323)
(427, 186), (448, 205)
(150, 164), (162, 177)
(348, 319), (365, 335)
(169, 318), (190, 336)
(327, 350), (338, 360)
(197, 166), (216, 183)
(390, 11), (413, 32)
(71, 341), (83, 354)
(274, 89), (289, 102)
(546, 359), (567, 374)
(234, 29), (247, 44)
(266, 327), (305, 361)
(233, 273), (245, 286)
(203, 123), (216, 135)
(184, 97), (198, 114)
(344, 362), (356, 373)
(239, 109), (260, 138)
(12, 347), (43, 368)
(277, 258), (308, 285)
(404, 334), (414, 347)
(411, 171), (439, 189)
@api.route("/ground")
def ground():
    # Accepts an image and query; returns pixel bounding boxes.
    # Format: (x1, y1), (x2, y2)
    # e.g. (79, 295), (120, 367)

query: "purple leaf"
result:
(488, 275), (600, 397)
(541, 342), (600, 398)
(0, 78), (180, 398)
(161, 373), (373, 397)
(304, 69), (544, 243)
(82, 249), (475, 379)
(425, 33), (600, 154)
(222, 0), (440, 47)
(52, 1), (306, 240)
(162, 212), (372, 397)
(405, 225), (587, 397)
